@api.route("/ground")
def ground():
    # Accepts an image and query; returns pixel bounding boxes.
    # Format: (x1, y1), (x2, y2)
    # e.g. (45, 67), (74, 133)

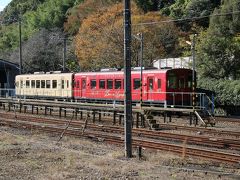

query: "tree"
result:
(8, 28), (77, 73)
(75, 2), (180, 71)
(64, 0), (121, 35)
(160, 0), (221, 30)
(196, 0), (240, 80)
(135, 0), (161, 13)
(23, 0), (76, 32)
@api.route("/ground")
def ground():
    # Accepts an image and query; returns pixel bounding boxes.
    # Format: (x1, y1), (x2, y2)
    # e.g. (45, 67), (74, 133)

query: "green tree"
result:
(135, 0), (161, 13)
(196, 0), (240, 80)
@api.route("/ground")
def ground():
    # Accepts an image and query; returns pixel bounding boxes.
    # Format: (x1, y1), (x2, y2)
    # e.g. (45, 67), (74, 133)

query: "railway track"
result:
(0, 112), (240, 151)
(0, 112), (240, 164)
(159, 123), (240, 138)
(216, 117), (240, 123)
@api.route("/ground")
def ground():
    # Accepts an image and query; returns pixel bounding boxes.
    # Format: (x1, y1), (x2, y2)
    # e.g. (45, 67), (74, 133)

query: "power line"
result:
(133, 10), (240, 26)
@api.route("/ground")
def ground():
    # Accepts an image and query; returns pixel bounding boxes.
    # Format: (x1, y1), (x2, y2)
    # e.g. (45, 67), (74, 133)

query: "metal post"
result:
(124, 0), (132, 158)
(19, 18), (22, 74)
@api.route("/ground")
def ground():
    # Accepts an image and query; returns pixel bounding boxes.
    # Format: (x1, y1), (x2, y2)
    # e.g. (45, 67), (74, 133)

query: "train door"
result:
(147, 77), (154, 100)
(75, 79), (80, 97)
(81, 78), (86, 98)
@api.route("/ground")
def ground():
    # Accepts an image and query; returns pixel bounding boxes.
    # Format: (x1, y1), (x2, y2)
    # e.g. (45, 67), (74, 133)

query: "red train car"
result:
(73, 68), (193, 106)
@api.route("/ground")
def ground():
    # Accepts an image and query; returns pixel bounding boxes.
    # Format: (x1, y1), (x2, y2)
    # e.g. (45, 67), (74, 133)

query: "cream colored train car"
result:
(15, 72), (73, 99)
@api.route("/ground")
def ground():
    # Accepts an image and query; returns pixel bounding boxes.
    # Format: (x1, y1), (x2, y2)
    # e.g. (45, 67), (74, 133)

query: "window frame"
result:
(99, 79), (106, 89)
(52, 80), (57, 89)
(133, 78), (141, 90)
(46, 80), (51, 89)
(36, 80), (40, 89)
(26, 80), (30, 88)
(114, 79), (122, 89)
(107, 79), (113, 89)
(31, 80), (35, 88)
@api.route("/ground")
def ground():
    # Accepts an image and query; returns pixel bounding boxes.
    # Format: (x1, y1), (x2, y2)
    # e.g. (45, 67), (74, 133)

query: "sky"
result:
(0, 0), (11, 11)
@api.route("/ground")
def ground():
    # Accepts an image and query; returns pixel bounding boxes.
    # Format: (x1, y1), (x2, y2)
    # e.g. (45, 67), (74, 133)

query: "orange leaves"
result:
(74, 1), (180, 71)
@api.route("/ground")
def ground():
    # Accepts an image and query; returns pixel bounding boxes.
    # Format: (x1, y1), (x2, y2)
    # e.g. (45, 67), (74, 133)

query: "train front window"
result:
(62, 80), (64, 89)
(26, 80), (30, 88)
(99, 80), (105, 89)
(179, 77), (185, 88)
(188, 76), (192, 88)
(168, 73), (177, 89)
(115, 79), (121, 89)
(91, 80), (96, 89)
(20, 81), (23, 88)
(134, 79), (140, 90)
(107, 79), (113, 89)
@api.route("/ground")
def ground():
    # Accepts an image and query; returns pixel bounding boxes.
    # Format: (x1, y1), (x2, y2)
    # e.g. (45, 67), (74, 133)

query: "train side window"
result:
(91, 80), (96, 89)
(36, 80), (40, 88)
(107, 79), (113, 89)
(158, 79), (161, 89)
(31, 80), (35, 88)
(26, 80), (30, 88)
(99, 80), (105, 89)
(62, 80), (64, 89)
(115, 79), (121, 89)
(134, 79), (140, 90)
(52, 80), (57, 89)
(82, 79), (86, 89)
(179, 77), (185, 88)
(46, 80), (51, 88)
(149, 79), (154, 90)
(41, 80), (45, 88)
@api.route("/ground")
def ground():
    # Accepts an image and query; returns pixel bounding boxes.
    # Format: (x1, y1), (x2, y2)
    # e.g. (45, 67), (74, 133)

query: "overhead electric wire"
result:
(133, 10), (240, 26)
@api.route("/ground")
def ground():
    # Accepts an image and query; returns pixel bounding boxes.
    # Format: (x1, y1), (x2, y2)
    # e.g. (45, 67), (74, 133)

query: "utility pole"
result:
(63, 36), (67, 72)
(19, 17), (22, 74)
(191, 34), (197, 109)
(139, 33), (143, 109)
(123, 0), (132, 158)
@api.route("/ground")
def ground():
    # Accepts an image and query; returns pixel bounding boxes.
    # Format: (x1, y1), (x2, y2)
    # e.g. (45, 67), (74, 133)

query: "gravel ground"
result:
(0, 125), (240, 180)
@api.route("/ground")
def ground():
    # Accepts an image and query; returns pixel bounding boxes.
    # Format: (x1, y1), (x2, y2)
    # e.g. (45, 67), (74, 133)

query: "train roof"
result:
(16, 72), (73, 77)
(75, 68), (191, 76)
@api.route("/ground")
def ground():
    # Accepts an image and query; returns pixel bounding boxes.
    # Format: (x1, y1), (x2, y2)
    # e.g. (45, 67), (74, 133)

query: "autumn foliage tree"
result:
(75, 2), (180, 71)
(64, 0), (121, 35)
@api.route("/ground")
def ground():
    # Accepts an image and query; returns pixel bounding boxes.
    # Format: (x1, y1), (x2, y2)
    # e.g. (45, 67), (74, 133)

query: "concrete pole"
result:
(123, 0), (132, 158)
(140, 33), (143, 109)
(19, 18), (22, 74)
(63, 36), (67, 72)
(192, 34), (197, 109)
